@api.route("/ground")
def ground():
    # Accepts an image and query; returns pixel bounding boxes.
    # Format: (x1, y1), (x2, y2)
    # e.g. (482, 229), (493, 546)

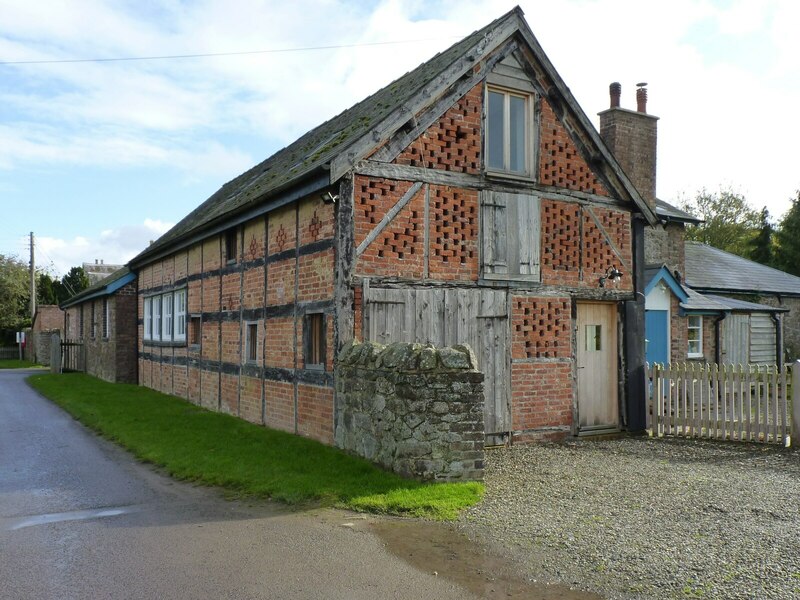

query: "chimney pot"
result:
(609, 82), (621, 108)
(95, 259), (98, 265)
(636, 83), (648, 113)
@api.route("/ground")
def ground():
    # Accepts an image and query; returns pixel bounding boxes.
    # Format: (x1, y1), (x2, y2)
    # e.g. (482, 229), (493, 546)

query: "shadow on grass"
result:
(27, 373), (482, 520)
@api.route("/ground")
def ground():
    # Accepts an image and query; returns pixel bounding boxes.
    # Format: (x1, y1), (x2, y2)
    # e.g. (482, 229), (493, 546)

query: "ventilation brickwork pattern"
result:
(428, 186), (478, 279)
(393, 84), (482, 173)
(354, 176), (424, 277)
(513, 297), (571, 359)
(541, 200), (580, 275)
(582, 207), (631, 279)
(539, 101), (608, 196)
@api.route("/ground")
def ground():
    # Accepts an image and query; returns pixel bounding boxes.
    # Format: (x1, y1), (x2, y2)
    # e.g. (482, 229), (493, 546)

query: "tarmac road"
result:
(0, 370), (478, 600)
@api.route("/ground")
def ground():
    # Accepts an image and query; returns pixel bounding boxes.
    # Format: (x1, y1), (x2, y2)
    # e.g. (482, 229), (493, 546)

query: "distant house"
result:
(685, 242), (800, 361)
(128, 6), (662, 448)
(61, 267), (138, 383)
(82, 260), (125, 284)
(599, 79), (796, 366)
(24, 305), (64, 366)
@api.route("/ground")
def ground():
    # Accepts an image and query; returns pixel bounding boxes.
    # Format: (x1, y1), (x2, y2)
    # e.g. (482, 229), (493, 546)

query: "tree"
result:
(54, 266), (90, 304)
(37, 272), (59, 306)
(0, 254), (31, 331)
(749, 207), (775, 266)
(680, 188), (760, 258)
(774, 191), (800, 276)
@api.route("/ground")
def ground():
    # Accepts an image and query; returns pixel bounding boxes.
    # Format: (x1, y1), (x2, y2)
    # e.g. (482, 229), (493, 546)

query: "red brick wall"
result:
(393, 83), (481, 173)
(137, 191), (335, 447)
(510, 295), (573, 439)
(297, 384), (334, 444)
(511, 362), (573, 438)
(539, 99), (609, 196)
(540, 199), (633, 290)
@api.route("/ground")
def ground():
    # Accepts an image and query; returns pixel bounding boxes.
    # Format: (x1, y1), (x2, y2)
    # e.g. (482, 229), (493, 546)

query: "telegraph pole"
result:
(29, 231), (35, 320)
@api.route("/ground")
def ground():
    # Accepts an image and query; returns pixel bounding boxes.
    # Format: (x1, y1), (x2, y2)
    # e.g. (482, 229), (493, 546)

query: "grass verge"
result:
(0, 359), (41, 369)
(27, 373), (483, 520)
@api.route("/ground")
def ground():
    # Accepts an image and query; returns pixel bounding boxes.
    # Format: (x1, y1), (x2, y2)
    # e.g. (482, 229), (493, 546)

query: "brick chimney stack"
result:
(598, 82), (658, 209)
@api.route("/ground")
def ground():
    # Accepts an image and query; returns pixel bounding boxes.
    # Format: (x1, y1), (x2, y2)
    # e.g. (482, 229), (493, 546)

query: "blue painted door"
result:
(645, 310), (669, 365)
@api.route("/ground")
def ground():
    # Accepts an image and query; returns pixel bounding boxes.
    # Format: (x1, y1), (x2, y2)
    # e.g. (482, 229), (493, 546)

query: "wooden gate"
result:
(648, 362), (789, 445)
(61, 339), (85, 373)
(364, 286), (510, 442)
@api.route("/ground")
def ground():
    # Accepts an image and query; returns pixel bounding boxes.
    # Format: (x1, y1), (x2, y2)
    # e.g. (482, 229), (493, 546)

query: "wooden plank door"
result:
(576, 302), (619, 432)
(722, 314), (750, 365)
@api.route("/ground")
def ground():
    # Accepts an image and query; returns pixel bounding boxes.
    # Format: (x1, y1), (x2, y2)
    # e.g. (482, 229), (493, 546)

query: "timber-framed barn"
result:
(129, 6), (659, 447)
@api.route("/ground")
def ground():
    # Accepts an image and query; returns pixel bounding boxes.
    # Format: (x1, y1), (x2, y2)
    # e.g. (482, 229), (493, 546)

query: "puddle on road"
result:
(372, 518), (602, 600)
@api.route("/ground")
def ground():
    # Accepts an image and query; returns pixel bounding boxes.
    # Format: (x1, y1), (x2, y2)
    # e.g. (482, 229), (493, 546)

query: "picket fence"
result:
(648, 362), (791, 446)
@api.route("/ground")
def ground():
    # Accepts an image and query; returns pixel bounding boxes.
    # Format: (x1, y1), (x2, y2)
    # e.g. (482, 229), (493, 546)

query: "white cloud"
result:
(0, 0), (798, 227)
(35, 219), (174, 276)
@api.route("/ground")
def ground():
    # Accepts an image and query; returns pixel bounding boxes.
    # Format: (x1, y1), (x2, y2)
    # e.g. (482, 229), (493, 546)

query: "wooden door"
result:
(722, 314), (750, 365)
(576, 302), (619, 432)
(364, 287), (510, 441)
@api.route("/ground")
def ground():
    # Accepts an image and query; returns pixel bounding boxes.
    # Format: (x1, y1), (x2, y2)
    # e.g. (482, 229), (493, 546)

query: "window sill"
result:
(484, 168), (534, 183)
(688, 353), (704, 359)
(143, 340), (187, 348)
(304, 364), (325, 372)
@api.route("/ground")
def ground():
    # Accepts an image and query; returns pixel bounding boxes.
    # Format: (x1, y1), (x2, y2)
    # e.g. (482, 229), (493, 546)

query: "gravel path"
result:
(459, 437), (800, 599)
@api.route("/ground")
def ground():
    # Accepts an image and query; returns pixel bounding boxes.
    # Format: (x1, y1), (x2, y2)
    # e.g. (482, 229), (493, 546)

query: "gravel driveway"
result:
(460, 437), (800, 599)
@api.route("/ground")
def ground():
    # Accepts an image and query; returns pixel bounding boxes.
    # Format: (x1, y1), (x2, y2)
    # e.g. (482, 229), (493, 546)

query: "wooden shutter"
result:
(481, 191), (540, 280)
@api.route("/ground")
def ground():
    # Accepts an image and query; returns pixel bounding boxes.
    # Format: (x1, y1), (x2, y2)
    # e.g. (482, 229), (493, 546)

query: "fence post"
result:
(792, 361), (800, 447)
(50, 332), (61, 374)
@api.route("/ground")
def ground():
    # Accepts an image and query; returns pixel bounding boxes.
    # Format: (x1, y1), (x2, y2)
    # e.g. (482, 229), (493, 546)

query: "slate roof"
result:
(685, 242), (800, 297)
(655, 199), (702, 224)
(703, 294), (787, 313)
(130, 14), (505, 266)
(131, 6), (657, 268)
(61, 267), (134, 309)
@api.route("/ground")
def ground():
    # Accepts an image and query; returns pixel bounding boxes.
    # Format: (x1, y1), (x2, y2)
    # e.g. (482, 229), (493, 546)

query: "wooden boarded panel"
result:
(722, 314), (750, 365)
(481, 192), (540, 281)
(750, 313), (776, 365)
(364, 286), (510, 438)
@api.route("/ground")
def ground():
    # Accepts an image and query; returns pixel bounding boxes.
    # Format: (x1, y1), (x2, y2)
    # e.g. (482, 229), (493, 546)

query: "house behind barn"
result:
(61, 267), (138, 383)
(129, 6), (661, 450)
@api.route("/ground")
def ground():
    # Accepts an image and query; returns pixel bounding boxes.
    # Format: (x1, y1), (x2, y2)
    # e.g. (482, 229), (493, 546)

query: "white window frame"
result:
(152, 295), (161, 342)
(688, 315), (703, 358)
(174, 289), (187, 342)
(485, 86), (533, 178)
(144, 297), (152, 341)
(161, 292), (173, 342)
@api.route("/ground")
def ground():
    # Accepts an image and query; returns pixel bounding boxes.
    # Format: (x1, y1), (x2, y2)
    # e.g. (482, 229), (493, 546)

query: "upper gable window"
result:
(486, 87), (531, 176)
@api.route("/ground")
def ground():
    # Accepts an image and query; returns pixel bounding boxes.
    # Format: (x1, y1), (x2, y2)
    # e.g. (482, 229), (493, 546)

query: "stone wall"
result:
(335, 340), (484, 481)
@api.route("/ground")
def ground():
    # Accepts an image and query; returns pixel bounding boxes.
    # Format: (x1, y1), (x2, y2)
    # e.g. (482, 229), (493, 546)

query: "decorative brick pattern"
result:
(512, 296), (571, 359)
(428, 186), (479, 280)
(541, 200), (581, 283)
(393, 83), (482, 173)
(539, 100), (609, 196)
(582, 207), (632, 289)
(355, 176), (424, 278)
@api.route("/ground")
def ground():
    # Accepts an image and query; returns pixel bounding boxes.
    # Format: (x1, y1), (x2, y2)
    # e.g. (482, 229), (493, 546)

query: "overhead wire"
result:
(0, 36), (464, 66)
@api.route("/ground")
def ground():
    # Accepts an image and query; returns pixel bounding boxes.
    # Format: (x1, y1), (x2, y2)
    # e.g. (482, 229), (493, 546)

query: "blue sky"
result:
(2, 0), (799, 275)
